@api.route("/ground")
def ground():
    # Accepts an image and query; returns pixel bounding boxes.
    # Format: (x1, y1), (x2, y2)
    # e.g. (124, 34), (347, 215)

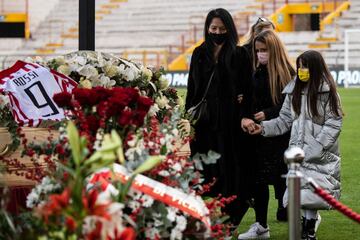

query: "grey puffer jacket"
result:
(261, 80), (342, 210)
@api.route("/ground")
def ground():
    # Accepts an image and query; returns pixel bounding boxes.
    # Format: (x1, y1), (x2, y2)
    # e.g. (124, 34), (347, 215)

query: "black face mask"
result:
(209, 33), (227, 45)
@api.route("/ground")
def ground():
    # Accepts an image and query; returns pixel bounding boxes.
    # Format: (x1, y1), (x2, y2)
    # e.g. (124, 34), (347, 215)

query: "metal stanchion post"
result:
(284, 146), (305, 240)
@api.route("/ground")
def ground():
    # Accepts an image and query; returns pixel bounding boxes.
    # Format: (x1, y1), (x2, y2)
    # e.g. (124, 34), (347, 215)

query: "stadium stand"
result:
(282, 0), (359, 68)
(0, 0), (259, 68)
(0, 0), (358, 70)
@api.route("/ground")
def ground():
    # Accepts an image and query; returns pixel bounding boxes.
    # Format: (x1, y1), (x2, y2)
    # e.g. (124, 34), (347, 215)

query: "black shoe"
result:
(306, 219), (317, 240)
(301, 218), (317, 240)
(301, 217), (307, 239)
(276, 207), (287, 221)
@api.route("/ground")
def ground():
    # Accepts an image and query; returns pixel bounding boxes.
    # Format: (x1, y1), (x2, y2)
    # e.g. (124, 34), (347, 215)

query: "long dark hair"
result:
(203, 8), (238, 66)
(292, 50), (341, 117)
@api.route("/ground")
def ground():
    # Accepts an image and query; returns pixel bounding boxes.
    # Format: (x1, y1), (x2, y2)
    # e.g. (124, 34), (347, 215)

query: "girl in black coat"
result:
(185, 8), (252, 224)
(239, 30), (295, 239)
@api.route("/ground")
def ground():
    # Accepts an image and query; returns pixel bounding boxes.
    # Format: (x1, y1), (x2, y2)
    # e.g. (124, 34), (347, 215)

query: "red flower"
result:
(39, 188), (71, 221)
(82, 189), (111, 220)
(53, 92), (72, 108)
(65, 216), (77, 232)
(90, 171), (112, 191)
(97, 101), (109, 118)
(73, 88), (98, 106)
(86, 115), (100, 132)
(55, 143), (66, 155)
(86, 221), (103, 240)
(132, 110), (148, 127)
(93, 86), (111, 101)
(116, 227), (136, 240)
(137, 96), (153, 112)
(118, 109), (133, 126)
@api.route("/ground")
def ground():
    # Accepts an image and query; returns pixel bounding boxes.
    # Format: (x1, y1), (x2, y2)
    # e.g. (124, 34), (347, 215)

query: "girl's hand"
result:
(249, 124), (263, 135)
(241, 118), (255, 133)
(254, 111), (265, 121)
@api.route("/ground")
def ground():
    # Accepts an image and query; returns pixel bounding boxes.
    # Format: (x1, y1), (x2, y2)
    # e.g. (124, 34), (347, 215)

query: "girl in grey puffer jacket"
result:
(249, 50), (343, 240)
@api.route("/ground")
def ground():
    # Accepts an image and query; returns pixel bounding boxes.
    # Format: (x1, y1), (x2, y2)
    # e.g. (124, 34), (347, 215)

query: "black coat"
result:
(185, 43), (252, 199)
(249, 65), (290, 184)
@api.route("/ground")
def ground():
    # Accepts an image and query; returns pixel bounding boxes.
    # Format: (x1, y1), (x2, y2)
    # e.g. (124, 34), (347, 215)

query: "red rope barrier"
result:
(311, 185), (360, 223)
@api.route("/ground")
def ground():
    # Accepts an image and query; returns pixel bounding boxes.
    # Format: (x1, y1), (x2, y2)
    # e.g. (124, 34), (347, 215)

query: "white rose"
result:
(99, 74), (116, 88)
(141, 67), (153, 81)
(104, 64), (119, 78)
(156, 95), (170, 109)
(78, 65), (99, 80)
(147, 103), (160, 117)
(80, 79), (92, 89)
(158, 75), (169, 90)
(54, 56), (66, 65)
(74, 56), (87, 66)
(125, 70), (136, 81)
(57, 65), (71, 76)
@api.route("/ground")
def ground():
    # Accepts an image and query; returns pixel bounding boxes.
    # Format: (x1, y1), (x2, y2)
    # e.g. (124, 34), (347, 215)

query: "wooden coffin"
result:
(0, 127), (58, 187)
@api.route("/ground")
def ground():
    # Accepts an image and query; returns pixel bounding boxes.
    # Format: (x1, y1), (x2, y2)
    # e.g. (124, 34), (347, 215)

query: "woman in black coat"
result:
(239, 30), (295, 239)
(185, 8), (252, 224)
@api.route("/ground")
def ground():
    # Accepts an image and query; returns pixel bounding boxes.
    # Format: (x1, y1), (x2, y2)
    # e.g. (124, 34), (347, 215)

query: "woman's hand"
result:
(249, 124), (263, 135)
(237, 94), (244, 104)
(254, 111), (265, 121)
(241, 118), (255, 133)
(178, 119), (191, 137)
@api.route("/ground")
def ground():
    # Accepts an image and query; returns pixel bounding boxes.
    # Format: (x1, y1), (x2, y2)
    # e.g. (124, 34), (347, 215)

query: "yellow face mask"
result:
(298, 68), (310, 82)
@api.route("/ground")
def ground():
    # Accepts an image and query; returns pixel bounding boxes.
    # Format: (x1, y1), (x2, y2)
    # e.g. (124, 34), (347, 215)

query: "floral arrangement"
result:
(31, 51), (181, 121)
(0, 52), (236, 239)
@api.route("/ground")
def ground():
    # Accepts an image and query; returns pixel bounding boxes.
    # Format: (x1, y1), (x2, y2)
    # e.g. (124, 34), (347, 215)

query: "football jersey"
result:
(0, 60), (77, 126)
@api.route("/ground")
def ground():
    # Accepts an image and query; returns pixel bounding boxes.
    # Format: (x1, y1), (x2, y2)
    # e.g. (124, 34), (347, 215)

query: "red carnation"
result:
(73, 88), (98, 106)
(132, 110), (148, 127)
(53, 92), (72, 108)
(96, 101), (109, 118)
(137, 96), (153, 112)
(118, 109), (133, 126)
(86, 115), (99, 132)
(92, 86), (111, 101)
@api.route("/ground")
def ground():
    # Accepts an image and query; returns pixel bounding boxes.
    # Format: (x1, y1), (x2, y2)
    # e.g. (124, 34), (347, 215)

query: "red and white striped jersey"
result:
(0, 60), (77, 126)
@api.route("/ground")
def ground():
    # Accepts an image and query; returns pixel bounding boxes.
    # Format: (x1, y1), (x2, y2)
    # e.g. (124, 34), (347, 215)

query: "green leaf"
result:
(119, 174), (136, 202)
(66, 121), (81, 167)
(3, 212), (16, 233)
(134, 155), (165, 174)
(84, 151), (102, 166)
(57, 162), (76, 177)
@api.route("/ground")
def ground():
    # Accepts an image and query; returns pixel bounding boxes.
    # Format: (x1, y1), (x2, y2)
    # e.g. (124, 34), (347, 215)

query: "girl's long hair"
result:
(253, 30), (295, 104)
(292, 50), (341, 117)
(203, 8), (238, 68)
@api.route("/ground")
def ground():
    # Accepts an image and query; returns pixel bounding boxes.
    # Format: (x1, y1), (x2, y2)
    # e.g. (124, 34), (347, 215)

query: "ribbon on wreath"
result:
(91, 164), (211, 229)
